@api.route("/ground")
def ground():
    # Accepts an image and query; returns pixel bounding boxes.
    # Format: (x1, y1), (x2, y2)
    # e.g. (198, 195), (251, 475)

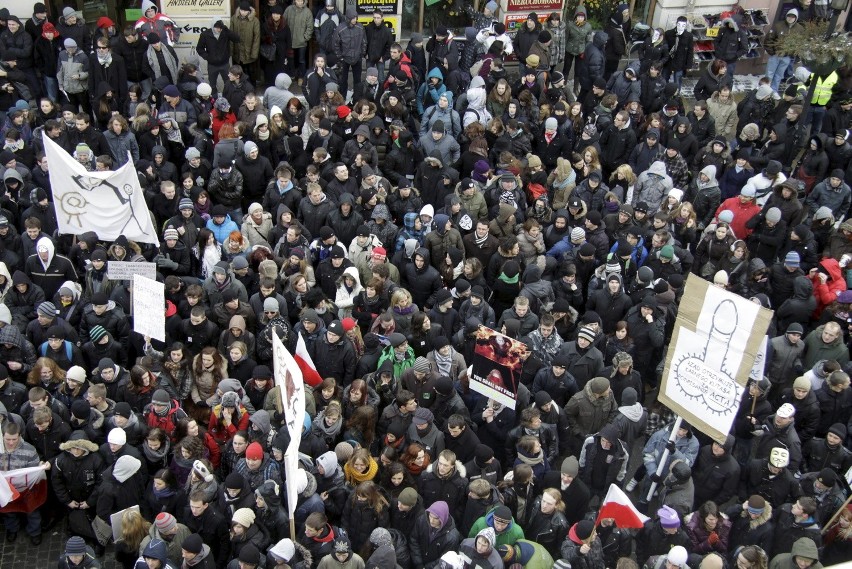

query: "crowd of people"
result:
(0, 0), (849, 568)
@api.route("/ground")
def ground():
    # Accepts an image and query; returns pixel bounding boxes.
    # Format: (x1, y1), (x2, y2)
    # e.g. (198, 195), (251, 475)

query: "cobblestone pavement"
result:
(0, 520), (119, 569)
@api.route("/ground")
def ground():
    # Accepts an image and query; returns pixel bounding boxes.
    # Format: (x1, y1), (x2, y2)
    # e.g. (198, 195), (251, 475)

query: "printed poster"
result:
(469, 326), (528, 409)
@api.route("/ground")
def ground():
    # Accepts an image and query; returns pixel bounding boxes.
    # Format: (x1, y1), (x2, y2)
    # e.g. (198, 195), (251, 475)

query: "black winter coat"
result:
(409, 511), (461, 569)
(341, 498), (389, 552)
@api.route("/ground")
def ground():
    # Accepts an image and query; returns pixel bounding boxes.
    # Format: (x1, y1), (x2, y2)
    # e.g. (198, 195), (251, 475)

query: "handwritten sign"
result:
(132, 275), (165, 342)
(108, 261), (157, 281)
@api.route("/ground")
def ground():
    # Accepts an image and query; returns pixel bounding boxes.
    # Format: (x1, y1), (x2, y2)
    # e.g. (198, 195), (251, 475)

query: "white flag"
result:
(43, 137), (160, 245)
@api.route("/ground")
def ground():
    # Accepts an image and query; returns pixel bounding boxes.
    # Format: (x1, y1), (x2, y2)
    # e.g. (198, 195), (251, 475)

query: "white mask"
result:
(676, 21), (687, 34)
(652, 30), (661, 42)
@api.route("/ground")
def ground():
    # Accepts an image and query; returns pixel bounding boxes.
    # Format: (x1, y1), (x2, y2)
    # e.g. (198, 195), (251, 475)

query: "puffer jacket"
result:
(332, 13), (366, 65)
(57, 49), (90, 93)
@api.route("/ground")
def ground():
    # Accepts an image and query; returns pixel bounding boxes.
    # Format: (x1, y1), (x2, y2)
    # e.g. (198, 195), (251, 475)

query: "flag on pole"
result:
(42, 137), (160, 245)
(595, 484), (650, 529)
(0, 466), (47, 513)
(271, 332), (305, 460)
(293, 333), (323, 387)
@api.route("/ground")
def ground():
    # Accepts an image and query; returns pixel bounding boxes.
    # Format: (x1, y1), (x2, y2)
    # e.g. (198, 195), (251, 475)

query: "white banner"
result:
(272, 332), (306, 521)
(43, 137), (160, 246)
(132, 274), (165, 342)
(660, 275), (772, 444)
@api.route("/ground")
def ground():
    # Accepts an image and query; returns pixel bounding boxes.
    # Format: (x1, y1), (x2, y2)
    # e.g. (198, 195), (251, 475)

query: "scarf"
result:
(147, 47), (179, 85)
(406, 454), (431, 476)
(344, 456), (378, 484)
(256, 128), (270, 140)
(313, 413), (342, 438)
(143, 438), (171, 464)
(153, 485), (177, 499)
(393, 304), (416, 316)
(201, 245), (221, 279)
(434, 348), (454, 377)
(474, 230), (489, 246)
(215, 275), (232, 292)
(97, 52), (113, 67)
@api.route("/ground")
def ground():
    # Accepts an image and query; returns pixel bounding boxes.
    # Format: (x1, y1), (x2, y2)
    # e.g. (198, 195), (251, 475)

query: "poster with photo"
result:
(469, 326), (528, 409)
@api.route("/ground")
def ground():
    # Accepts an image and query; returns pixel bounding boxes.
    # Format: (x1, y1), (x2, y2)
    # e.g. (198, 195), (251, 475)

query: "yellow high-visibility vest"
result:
(811, 71), (838, 106)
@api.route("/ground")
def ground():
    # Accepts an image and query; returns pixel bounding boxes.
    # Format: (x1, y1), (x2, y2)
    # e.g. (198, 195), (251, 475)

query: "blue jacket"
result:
(206, 215), (239, 243)
(642, 424), (700, 475)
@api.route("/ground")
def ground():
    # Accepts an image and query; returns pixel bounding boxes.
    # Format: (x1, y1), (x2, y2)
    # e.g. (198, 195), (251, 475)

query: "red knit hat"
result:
(246, 442), (263, 460)
(342, 317), (356, 332)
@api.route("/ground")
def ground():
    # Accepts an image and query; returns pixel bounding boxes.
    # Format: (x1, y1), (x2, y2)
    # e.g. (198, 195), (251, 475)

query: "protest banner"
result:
(132, 275), (166, 342)
(468, 326), (528, 409)
(659, 274), (772, 443)
(43, 137), (160, 246)
(107, 261), (157, 281)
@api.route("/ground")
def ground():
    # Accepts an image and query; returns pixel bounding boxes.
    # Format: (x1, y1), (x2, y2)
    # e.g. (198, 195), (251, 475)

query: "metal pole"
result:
(646, 415), (682, 502)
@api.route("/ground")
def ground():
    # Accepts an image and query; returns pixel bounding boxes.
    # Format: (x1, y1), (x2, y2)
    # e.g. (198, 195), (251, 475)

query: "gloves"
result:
(650, 473), (662, 483)
(665, 440), (676, 453)
(708, 532), (719, 545)
(751, 426), (766, 437)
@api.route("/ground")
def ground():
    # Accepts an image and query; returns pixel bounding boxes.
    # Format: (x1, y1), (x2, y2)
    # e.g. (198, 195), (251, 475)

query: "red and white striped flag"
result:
(595, 484), (650, 529)
(294, 333), (322, 387)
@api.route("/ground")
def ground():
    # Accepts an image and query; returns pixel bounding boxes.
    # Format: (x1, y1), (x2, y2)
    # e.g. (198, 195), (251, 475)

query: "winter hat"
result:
(668, 546), (689, 567)
(152, 389), (170, 404)
(828, 423), (847, 440)
(71, 399), (90, 419)
(232, 507), (255, 528)
(714, 270), (729, 286)
(89, 325), (108, 343)
(243, 141), (258, 156)
(413, 357), (431, 374)
(747, 495), (766, 515)
(268, 539), (296, 563)
(147, 32), (162, 44)
(37, 301), (57, 318)
(756, 84), (774, 100)
(163, 85), (180, 98)
(107, 427), (126, 446)
(784, 251), (800, 267)
(179, 197), (195, 210)
(793, 376), (811, 391)
(369, 527), (392, 547)
(155, 512), (177, 534)
(622, 387), (638, 406)
(814, 206), (833, 221)
(239, 544), (261, 565)
(544, 117), (558, 130)
(113, 402), (132, 419)
(334, 441), (354, 463)
(570, 227), (586, 242)
(65, 536), (87, 555)
(182, 534), (203, 554)
(66, 365), (87, 384)
(766, 207), (783, 223)
(196, 83), (212, 98)
(578, 326), (597, 344)
(474, 444), (494, 467)
(413, 407), (434, 426)
(246, 442), (264, 460)
(660, 245), (675, 259)
(63, 37), (77, 48)
(658, 505), (680, 528)
(561, 456), (579, 477)
(192, 460), (214, 482)
(589, 376), (610, 394)
(818, 468), (837, 487)
(398, 487), (418, 507)
(113, 455), (142, 483)
(573, 520), (595, 540)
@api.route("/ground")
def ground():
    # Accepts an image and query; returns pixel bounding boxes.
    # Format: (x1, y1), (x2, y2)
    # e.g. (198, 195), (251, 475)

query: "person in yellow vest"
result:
(806, 69), (838, 135)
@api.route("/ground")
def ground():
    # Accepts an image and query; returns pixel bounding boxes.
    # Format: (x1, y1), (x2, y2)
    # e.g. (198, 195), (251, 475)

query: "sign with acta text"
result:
(659, 275), (772, 444)
(132, 275), (166, 342)
(107, 261), (157, 281)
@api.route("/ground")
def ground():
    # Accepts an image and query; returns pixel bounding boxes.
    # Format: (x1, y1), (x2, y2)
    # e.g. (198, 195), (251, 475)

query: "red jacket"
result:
(715, 196), (761, 238)
(811, 257), (846, 317)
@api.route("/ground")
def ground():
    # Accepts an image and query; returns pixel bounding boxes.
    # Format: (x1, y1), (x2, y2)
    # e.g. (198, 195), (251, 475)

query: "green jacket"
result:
(376, 345), (415, 379)
(469, 509), (525, 548)
(231, 10), (260, 64)
(283, 4), (313, 48)
(565, 7), (592, 55)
